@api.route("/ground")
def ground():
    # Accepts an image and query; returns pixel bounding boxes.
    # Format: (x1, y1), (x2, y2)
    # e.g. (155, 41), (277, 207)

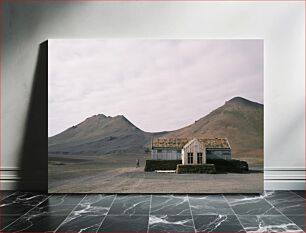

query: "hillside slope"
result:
(48, 97), (263, 164)
(164, 97), (263, 163)
(48, 114), (152, 155)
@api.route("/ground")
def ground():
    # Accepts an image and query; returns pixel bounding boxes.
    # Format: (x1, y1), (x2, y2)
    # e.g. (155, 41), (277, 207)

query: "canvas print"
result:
(48, 39), (263, 193)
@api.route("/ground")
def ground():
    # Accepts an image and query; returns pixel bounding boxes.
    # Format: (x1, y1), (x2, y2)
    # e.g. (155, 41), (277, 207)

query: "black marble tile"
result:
(16, 194), (85, 217)
(0, 215), (22, 231)
(98, 215), (148, 232)
(0, 192), (49, 215)
(224, 194), (281, 215)
(238, 215), (303, 233)
(28, 202), (80, 216)
(73, 194), (116, 215)
(0, 194), (84, 232)
(0, 191), (303, 233)
(47, 194), (85, 206)
(291, 191), (305, 199)
(2, 214), (67, 232)
(286, 215), (305, 230)
(188, 195), (234, 215)
(2, 192), (48, 204)
(108, 195), (150, 215)
(56, 213), (105, 232)
(264, 191), (304, 215)
(0, 191), (15, 201)
(55, 195), (115, 232)
(148, 215), (194, 233)
(193, 215), (245, 232)
(151, 195), (191, 216)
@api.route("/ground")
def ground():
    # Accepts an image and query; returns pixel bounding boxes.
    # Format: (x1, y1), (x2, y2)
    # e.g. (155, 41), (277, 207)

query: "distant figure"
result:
(136, 159), (140, 168)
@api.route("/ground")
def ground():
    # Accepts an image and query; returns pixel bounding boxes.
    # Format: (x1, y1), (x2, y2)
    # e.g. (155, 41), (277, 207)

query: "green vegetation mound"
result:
(144, 160), (182, 171)
(176, 164), (216, 174)
(207, 159), (249, 173)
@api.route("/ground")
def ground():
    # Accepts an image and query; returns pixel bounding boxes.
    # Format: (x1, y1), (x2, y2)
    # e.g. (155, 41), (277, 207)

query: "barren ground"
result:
(48, 153), (263, 193)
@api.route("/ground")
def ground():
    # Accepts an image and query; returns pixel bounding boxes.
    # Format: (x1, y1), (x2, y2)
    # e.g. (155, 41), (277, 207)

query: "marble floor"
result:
(0, 191), (304, 232)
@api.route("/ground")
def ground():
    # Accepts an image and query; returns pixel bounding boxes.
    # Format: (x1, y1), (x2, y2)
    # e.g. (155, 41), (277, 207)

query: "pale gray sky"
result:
(48, 39), (263, 137)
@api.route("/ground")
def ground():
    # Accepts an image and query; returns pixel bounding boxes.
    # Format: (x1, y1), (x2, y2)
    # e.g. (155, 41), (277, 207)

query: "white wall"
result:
(1, 1), (304, 190)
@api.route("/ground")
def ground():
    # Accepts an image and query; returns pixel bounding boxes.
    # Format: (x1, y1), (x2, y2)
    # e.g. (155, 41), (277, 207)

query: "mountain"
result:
(49, 97), (263, 163)
(163, 97), (263, 163)
(48, 114), (153, 155)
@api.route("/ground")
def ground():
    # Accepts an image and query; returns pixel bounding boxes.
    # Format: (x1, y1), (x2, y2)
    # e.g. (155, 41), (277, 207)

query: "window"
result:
(187, 153), (193, 164)
(197, 153), (203, 164)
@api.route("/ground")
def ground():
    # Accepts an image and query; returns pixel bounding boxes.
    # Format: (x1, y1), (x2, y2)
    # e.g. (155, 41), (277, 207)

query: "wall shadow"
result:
(17, 41), (48, 192)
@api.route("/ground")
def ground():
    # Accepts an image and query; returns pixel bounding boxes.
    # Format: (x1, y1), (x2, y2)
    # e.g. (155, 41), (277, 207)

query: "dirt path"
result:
(49, 166), (263, 193)
(48, 154), (263, 193)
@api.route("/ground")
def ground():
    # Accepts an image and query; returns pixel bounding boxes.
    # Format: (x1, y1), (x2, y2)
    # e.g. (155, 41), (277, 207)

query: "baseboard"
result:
(0, 167), (20, 190)
(0, 167), (47, 191)
(264, 167), (305, 190)
(0, 167), (305, 191)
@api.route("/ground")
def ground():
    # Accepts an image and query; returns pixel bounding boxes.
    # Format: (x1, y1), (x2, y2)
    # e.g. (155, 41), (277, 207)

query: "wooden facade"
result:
(181, 139), (206, 165)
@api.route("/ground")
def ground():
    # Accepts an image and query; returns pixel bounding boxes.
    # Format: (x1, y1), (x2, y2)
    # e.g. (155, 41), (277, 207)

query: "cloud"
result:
(48, 39), (263, 136)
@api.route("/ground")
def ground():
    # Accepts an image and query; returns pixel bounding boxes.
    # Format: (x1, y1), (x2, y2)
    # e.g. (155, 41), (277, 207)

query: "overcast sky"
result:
(48, 39), (263, 137)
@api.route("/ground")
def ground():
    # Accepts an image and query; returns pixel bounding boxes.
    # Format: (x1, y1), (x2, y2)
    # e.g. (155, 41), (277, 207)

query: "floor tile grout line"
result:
(146, 194), (152, 233)
(187, 194), (196, 233)
(1, 193), (52, 231)
(54, 194), (87, 233)
(222, 194), (247, 232)
(2, 192), (303, 232)
(96, 194), (117, 233)
(289, 190), (305, 200)
(263, 194), (304, 232)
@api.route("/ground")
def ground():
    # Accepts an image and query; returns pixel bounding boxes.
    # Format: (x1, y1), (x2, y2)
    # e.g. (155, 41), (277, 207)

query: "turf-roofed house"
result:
(151, 138), (188, 160)
(147, 137), (237, 174)
(151, 137), (231, 164)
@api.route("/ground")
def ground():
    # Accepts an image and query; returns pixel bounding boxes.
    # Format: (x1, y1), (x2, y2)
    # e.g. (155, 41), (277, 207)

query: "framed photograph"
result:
(48, 39), (263, 193)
